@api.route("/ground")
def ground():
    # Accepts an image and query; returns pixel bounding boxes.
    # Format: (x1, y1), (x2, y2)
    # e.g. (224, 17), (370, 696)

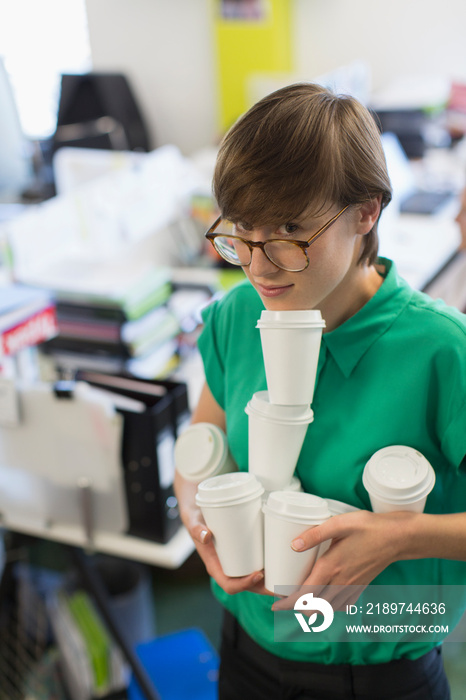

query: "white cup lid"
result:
(362, 446), (436, 502)
(259, 309), (325, 325)
(196, 472), (264, 507)
(175, 423), (225, 478)
(263, 491), (331, 523)
(257, 309), (325, 329)
(245, 391), (314, 424)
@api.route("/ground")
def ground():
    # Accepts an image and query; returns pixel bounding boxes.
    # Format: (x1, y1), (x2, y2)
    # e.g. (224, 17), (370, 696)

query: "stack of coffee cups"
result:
(181, 308), (329, 584)
(248, 309), (330, 590)
(246, 309), (326, 493)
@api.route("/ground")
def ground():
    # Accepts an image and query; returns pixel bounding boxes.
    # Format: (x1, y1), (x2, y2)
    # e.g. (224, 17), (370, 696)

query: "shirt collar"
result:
(322, 258), (414, 378)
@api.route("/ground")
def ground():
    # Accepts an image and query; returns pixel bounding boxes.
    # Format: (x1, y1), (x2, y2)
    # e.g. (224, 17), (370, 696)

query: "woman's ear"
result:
(355, 196), (382, 235)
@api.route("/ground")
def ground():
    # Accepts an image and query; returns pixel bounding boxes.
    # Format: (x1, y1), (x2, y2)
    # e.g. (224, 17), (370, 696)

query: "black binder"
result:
(76, 371), (190, 544)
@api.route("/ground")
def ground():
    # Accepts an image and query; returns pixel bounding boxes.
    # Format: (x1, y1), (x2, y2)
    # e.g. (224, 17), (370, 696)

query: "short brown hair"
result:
(213, 83), (392, 265)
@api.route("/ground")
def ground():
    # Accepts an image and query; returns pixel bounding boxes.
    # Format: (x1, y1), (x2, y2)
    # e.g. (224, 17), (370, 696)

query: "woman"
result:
(174, 83), (466, 699)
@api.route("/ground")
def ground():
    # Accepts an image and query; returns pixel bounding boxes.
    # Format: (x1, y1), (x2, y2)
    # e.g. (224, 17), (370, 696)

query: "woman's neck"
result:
(321, 263), (384, 333)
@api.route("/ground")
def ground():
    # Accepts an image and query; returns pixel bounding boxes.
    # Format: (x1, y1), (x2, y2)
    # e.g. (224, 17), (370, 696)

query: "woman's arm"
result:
(174, 382), (267, 595)
(272, 508), (466, 611)
(291, 509), (466, 576)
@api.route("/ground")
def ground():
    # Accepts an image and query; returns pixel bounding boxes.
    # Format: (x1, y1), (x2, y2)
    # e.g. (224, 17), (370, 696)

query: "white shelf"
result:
(4, 520), (195, 569)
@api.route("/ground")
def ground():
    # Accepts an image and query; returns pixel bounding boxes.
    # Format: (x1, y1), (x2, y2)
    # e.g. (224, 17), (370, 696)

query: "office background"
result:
(2, 1), (466, 698)
(72, 3), (466, 696)
(83, 0), (466, 155)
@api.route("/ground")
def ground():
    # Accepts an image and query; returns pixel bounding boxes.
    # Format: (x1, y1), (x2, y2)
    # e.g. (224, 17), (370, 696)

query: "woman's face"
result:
(240, 202), (381, 330)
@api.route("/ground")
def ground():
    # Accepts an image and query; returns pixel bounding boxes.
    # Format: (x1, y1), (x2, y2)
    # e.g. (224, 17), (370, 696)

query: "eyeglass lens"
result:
(212, 221), (308, 272)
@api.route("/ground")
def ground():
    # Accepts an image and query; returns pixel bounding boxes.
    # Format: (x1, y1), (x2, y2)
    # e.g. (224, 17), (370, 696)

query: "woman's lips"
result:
(256, 283), (293, 298)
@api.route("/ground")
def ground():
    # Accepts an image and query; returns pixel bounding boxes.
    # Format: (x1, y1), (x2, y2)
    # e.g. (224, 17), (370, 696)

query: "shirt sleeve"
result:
(441, 396), (466, 474)
(197, 299), (226, 410)
(435, 333), (466, 473)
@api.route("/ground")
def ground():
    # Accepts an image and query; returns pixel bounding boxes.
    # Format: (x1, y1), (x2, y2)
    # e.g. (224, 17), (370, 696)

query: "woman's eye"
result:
(279, 223), (299, 236)
(234, 223), (252, 235)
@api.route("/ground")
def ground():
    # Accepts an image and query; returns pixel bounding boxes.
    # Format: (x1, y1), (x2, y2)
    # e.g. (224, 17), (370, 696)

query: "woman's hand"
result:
(190, 512), (268, 596)
(175, 470), (269, 596)
(272, 510), (416, 612)
(271, 508), (466, 612)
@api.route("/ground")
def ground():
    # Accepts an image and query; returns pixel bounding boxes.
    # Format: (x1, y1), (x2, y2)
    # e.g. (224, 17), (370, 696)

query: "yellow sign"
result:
(213, 0), (293, 133)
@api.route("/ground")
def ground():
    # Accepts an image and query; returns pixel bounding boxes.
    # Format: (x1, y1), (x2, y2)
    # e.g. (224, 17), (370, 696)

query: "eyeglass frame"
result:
(205, 205), (350, 272)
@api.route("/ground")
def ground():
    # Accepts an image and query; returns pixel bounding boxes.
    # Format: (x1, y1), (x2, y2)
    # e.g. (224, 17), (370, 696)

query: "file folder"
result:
(76, 371), (189, 543)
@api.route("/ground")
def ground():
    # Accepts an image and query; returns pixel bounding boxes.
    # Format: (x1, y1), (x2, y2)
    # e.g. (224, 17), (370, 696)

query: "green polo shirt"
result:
(198, 258), (466, 665)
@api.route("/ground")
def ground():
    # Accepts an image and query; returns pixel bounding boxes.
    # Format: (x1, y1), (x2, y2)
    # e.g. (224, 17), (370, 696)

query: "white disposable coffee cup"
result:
(195, 472), (264, 577)
(256, 309), (325, 406)
(362, 446), (436, 513)
(326, 498), (361, 516)
(245, 391), (313, 492)
(262, 475), (303, 503)
(285, 476), (303, 492)
(262, 491), (331, 592)
(174, 422), (237, 483)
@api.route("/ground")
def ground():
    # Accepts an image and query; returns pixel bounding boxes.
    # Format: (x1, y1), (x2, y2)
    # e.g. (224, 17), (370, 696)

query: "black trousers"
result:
(219, 611), (451, 700)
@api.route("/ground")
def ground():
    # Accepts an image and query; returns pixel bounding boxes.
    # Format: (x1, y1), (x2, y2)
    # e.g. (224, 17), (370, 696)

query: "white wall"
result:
(85, 0), (466, 155)
(85, 0), (217, 156)
(294, 0), (466, 92)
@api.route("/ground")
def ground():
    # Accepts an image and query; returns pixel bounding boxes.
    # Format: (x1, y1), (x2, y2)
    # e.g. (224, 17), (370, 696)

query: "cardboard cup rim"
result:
(245, 404), (314, 425)
(256, 321), (325, 330)
(196, 488), (264, 508)
(263, 505), (330, 525)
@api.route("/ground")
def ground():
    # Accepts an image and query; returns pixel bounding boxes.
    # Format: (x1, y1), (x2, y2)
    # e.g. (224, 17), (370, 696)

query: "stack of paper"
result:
(40, 264), (181, 378)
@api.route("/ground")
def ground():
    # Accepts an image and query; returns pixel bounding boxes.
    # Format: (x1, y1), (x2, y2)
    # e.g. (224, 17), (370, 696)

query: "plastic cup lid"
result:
(257, 309), (325, 329)
(259, 309), (324, 324)
(263, 491), (331, 523)
(245, 391), (313, 424)
(362, 446), (436, 502)
(174, 423), (225, 478)
(195, 472), (264, 507)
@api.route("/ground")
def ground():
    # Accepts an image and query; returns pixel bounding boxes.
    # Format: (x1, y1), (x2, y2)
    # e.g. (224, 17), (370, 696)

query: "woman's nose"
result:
(248, 245), (279, 276)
